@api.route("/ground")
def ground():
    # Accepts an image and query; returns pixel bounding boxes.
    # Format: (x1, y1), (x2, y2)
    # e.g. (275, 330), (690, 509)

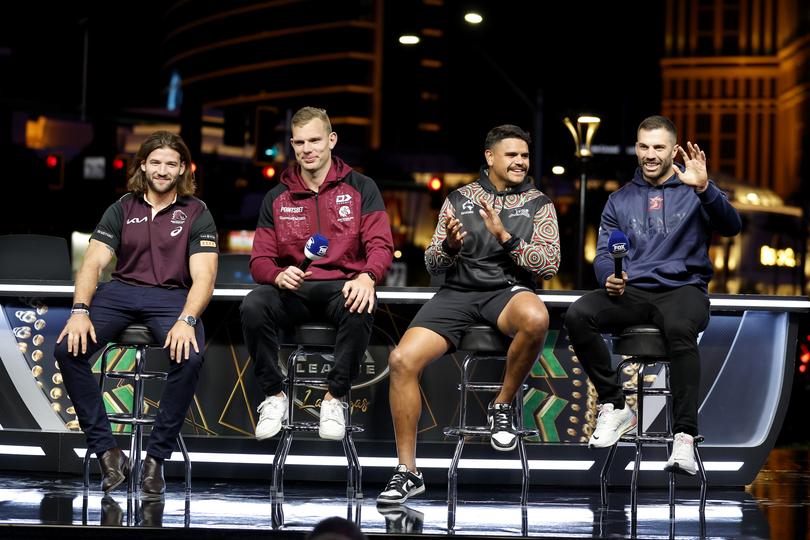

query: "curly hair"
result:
(127, 131), (196, 196)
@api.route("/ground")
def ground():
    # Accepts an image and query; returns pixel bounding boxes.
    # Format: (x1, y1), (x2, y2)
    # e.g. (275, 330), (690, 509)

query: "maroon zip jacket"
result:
(249, 156), (394, 285)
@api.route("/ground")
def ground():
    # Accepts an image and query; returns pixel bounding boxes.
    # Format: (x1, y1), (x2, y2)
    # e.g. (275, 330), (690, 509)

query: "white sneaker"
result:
(318, 397), (347, 440)
(665, 432), (697, 475)
(255, 393), (288, 440)
(588, 403), (637, 448)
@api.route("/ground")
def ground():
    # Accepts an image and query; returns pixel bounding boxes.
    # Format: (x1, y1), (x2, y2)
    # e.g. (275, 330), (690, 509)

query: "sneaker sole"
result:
(318, 429), (345, 440)
(490, 438), (518, 452)
(588, 418), (638, 449)
(376, 484), (425, 505)
(663, 462), (697, 476)
(256, 422), (286, 441)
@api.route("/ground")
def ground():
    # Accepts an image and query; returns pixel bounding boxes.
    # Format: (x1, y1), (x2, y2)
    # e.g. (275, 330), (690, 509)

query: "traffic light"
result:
(254, 107), (285, 164)
(111, 154), (131, 183)
(428, 175), (444, 209)
(44, 152), (64, 189)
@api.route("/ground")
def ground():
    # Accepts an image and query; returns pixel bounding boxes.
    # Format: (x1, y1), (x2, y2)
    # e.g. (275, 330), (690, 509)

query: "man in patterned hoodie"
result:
(377, 124), (561, 505)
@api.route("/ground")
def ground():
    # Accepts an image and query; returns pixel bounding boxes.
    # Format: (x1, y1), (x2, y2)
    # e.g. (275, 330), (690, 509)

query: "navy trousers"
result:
(56, 280), (205, 460)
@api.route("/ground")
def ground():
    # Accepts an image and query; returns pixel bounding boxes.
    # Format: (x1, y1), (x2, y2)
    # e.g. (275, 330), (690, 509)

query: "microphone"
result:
(607, 230), (629, 279)
(299, 234), (329, 271)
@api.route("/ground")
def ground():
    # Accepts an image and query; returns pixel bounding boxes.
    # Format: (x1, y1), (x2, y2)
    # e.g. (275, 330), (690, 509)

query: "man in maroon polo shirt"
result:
(55, 131), (218, 499)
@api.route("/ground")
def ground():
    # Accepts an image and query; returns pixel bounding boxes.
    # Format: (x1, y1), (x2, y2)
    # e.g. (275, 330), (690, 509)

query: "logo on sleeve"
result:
(170, 210), (188, 224)
(508, 208), (530, 218)
(200, 240), (217, 248)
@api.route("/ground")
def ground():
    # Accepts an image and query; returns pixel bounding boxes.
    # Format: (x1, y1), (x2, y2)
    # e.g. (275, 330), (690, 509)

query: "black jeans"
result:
(56, 280), (205, 460)
(563, 285), (710, 436)
(240, 280), (375, 399)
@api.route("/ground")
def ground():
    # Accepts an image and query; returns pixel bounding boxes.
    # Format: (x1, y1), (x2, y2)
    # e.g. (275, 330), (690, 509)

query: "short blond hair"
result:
(291, 107), (332, 133)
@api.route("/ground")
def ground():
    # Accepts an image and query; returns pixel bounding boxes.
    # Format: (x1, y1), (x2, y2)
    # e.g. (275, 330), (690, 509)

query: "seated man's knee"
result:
(53, 341), (71, 363)
(240, 290), (276, 330)
(520, 307), (549, 337)
(388, 347), (416, 379)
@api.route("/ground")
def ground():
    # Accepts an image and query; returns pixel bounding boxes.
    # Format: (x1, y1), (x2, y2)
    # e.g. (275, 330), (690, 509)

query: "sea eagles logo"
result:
(170, 210), (187, 224)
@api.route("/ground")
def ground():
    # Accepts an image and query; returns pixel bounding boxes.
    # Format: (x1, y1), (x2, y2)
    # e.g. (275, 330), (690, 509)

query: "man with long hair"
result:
(55, 131), (218, 499)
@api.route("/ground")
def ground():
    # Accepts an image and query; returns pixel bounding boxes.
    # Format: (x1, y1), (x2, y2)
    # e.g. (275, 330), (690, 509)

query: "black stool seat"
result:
(271, 322), (363, 500)
(612, 324), (667, 357)
(283, 323), (338, 347)
(116, 324), (158, 346)
(458, 324), (511, 353)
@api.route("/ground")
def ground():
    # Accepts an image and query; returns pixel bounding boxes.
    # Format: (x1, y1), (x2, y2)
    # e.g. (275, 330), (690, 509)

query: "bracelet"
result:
(70, 308), (90, 316)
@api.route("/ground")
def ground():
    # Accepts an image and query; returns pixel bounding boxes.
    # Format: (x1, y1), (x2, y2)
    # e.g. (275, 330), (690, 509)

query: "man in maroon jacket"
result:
(241, 107), (394, 441)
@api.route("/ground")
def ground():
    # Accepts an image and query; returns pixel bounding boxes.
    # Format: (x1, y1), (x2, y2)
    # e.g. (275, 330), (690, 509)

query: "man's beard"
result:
(639, 156), (673, 182)
(147, 175), (178, 194)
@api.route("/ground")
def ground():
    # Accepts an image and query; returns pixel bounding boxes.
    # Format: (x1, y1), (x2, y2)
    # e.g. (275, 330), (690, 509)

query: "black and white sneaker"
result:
(376, 464), (425, 505)
(488, 402), (518, 451)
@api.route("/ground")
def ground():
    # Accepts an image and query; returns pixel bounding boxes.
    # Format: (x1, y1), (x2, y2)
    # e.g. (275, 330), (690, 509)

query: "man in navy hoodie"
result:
(564, 115), (741, 475)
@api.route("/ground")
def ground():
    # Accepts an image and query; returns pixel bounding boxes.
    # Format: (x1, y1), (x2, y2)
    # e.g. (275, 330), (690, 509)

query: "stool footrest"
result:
(457, 383), (528, 392)
(106, 371), (167, 380)
(620, 434), (673, 444)
(443, 426), (538, 438)
(622, 388), (671, 396)
(282, 422), (364, 433)
(108, 414), (156, 425)
(289, 378), (330, 387)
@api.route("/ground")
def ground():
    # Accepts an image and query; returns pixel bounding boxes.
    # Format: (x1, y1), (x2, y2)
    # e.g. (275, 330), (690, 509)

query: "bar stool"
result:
(599, 324), (707, 515)
(443, 324), (538, 532)
(83, 323), (191, 495)
(271, 323), (363, 499)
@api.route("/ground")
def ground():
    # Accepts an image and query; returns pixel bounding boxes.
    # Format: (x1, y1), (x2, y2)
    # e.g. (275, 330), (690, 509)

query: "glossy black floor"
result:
(1, 449), (808, 540)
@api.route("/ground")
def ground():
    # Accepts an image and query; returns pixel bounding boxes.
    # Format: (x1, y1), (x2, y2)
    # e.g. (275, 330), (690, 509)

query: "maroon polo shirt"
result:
(90, 192), (218, 289)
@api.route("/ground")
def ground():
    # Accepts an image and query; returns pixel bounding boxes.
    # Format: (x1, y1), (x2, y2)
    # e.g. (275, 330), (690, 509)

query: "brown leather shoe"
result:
(98, 447), (129, 493)
(140, 455), (165, 499)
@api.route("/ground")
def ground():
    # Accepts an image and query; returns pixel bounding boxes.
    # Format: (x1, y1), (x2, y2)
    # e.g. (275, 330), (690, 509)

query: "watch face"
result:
(183, 316), (197, 326)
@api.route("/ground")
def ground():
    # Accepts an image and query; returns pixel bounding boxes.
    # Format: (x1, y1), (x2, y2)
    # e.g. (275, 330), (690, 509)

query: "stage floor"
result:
(1, 448), (808, 539)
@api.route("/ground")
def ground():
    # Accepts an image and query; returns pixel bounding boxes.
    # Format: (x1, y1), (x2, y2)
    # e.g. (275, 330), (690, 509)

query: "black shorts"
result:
(408, 285), (534, 350)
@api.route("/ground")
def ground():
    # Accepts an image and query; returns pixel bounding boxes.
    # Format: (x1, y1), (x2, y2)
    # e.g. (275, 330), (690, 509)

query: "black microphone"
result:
(299, 234), (329, 271)
(607, 230), (629, 279)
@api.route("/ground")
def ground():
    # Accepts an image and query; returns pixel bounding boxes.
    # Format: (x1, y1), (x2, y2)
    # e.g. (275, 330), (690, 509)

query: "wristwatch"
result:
(178, 315), (197, 327)
(365, 271), (377, 283)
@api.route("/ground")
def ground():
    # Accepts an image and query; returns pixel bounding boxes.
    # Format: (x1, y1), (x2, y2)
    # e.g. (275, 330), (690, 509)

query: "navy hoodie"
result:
(593, 166), (741, 292)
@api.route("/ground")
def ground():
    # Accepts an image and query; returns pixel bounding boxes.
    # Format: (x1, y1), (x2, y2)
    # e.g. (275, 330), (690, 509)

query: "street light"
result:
(563, 114), (601, 289)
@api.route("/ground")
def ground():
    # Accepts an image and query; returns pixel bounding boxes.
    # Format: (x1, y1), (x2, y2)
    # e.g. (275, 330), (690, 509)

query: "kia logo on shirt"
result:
(171, 226), (183, 237)
(126, 216), (148, 224)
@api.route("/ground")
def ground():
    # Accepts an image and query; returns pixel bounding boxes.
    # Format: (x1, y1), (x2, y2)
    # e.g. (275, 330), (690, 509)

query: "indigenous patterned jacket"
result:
(426, 169), (560, 291)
